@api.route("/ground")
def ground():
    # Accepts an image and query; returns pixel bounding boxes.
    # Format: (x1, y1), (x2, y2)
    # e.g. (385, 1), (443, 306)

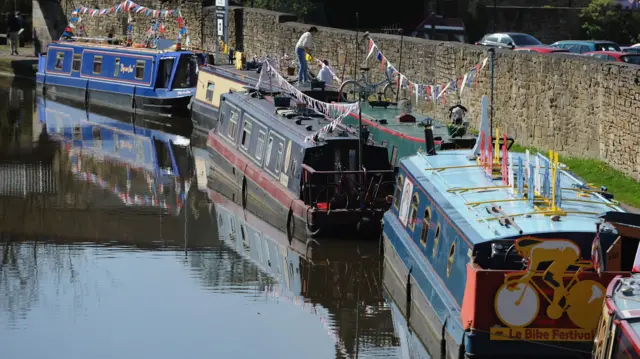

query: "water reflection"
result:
(0, 79), (429, 358)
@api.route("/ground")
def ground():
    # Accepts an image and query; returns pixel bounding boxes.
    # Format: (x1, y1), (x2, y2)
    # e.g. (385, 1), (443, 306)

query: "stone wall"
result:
(56, 0), (202, 48)
(215, 7), (640, 180)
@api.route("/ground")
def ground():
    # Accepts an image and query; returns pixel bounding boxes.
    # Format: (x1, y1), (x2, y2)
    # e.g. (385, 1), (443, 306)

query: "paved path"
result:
(0, 45), (36, 60)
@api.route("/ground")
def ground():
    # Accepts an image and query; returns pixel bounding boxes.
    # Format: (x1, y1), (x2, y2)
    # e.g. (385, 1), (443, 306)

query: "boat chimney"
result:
(423, 118), (437, 156)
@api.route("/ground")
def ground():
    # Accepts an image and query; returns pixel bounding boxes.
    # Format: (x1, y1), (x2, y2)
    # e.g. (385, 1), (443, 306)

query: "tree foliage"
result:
(580, 0), (640, 44)
(239, 0), (314, 20)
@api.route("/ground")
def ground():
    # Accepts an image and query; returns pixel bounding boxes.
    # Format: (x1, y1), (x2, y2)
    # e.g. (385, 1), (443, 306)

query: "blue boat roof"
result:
(400, 149), (623, 243)
(49, 40), (191, 57)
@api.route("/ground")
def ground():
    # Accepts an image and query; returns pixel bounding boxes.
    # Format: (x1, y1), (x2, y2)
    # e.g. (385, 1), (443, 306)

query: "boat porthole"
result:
(420, 207), (431, 247)
(393, 175), (403, 210)
(447, 241), (456, 277)
(432, 224), (441, 258)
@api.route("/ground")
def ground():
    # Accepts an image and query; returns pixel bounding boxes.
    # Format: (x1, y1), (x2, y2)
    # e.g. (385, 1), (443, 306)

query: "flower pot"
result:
(447, 125), (467, 138)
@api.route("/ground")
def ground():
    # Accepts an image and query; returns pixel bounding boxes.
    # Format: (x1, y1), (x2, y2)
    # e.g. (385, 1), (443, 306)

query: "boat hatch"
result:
(300, 141), (395, 212)
(156, 57), (175, 88)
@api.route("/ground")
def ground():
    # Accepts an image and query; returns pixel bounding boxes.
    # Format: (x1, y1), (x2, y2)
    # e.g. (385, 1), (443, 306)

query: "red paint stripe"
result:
(348, 110), (443, 145)
(207, 133), (308, 219)
(619, 320), (640, 356)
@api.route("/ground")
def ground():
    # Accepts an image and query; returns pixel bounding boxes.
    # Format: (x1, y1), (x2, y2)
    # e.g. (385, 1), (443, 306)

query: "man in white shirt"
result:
(295, 26), (318, 85)
(316, 60), (333, 86)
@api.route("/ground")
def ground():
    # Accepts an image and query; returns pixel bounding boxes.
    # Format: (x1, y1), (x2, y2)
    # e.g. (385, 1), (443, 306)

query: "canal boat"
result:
(36, 38), (204, 118)
(206, 89), (395, 239)
(593, 211), (640, 359)
(39, 95), (191, 214)
(382, 95), (629, 358)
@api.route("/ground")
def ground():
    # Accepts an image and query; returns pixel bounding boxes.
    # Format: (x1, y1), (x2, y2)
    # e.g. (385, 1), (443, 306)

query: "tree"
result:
(580, 0), (640, 44)
(239, 0), (314, 20)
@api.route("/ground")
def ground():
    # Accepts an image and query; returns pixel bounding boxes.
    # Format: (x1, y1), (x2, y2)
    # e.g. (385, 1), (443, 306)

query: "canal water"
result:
(0, 78), (430, 359)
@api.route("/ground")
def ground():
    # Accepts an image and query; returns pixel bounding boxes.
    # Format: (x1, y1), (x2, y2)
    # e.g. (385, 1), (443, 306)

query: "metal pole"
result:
(395, 28), (403, 104)
(489, 48), (495, 136)
(354, 12), (359, 83)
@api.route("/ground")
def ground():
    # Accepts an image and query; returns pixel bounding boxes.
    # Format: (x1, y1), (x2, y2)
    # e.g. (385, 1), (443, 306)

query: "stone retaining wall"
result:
(212, 7), (640, 180)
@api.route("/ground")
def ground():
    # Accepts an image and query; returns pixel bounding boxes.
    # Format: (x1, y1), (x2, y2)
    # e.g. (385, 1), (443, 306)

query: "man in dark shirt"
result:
(7, 12), (21, 56)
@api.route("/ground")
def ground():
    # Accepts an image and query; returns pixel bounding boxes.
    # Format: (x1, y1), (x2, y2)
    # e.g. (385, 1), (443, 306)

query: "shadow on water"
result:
(0, 78), (430, 359)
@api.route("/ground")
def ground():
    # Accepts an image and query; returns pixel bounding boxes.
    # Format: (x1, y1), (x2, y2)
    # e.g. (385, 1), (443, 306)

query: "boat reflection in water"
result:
(385, 293), (432, 359)
(38, 94), (192, 215)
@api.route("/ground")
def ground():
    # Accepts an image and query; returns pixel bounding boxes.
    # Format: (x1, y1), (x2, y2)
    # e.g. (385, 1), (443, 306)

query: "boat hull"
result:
(206, 133), (384, 239)
(37, 76), (191, 118)
(191, 99), (219, 136)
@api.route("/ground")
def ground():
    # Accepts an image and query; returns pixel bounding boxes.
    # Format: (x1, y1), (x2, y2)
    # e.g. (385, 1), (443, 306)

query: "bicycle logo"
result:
(494, 237), (605, 331)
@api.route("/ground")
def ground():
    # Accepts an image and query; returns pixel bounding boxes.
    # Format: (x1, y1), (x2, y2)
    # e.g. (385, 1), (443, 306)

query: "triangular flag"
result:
(460, 73), (468, 95)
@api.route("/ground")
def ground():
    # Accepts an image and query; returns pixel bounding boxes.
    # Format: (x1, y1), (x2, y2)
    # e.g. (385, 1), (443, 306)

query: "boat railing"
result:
(300, 164), (395, 212)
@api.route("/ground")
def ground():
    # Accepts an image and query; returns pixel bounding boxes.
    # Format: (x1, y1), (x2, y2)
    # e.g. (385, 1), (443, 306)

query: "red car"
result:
(584, 51), (640, 64)
(513, 46), (569, 54)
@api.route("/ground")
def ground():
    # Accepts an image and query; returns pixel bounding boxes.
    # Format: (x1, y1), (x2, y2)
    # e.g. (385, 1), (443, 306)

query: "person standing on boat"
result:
(295, 26), (318, 86)
(7, 12), (21, 56)
(316, 60), (333, 86)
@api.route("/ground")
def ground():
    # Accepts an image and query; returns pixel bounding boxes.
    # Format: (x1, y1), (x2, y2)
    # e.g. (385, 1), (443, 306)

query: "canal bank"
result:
(0, 46), (37, 79)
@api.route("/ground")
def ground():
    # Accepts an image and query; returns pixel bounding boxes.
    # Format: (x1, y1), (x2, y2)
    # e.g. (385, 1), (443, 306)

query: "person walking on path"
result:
(295, 26), (317, 86)
(7, 12), (22, 56)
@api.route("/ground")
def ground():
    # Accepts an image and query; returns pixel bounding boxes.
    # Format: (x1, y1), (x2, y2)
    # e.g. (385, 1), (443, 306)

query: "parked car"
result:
(476, 32), (543, 49)
(514, 45), (568, 54)
(411, 14), (468, 43)
(549, 40), (620, 54)
(621, 46), (640, 54)
(584, 51), (640, 64)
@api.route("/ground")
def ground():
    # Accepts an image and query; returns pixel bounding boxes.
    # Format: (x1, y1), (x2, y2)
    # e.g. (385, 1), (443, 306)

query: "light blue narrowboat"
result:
(382, 95), (632, 358)
(36, 39), (204, 118)
(38, 94), (191, 214)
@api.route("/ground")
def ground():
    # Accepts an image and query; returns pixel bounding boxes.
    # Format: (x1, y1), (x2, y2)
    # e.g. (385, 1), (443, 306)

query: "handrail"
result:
(300, 163), (394, 176)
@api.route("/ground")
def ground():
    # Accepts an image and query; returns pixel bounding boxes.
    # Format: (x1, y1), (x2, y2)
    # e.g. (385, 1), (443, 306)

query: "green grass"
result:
(510, 143), (640, 208)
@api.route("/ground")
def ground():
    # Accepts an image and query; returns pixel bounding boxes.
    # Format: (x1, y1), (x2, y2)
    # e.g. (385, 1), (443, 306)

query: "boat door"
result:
(592, 301), (616, 359)
(156, 57), (176, 89)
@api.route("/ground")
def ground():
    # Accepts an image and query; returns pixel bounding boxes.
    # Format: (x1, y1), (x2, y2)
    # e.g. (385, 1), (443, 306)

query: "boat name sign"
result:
(398, 177), (414, 226)
(120, 63), (134, 74)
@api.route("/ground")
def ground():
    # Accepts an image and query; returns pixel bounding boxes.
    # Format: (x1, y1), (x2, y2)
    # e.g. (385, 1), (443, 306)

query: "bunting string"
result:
(365, 36), (489, 105)
(256, 60), (359, 143)
(72, 0), (182, 19)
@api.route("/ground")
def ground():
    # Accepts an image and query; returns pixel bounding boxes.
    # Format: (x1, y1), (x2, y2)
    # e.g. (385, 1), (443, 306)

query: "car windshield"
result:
(510, 34), (542, 46)
(595, 43), (621, 51)
(621, 54), (640, 65)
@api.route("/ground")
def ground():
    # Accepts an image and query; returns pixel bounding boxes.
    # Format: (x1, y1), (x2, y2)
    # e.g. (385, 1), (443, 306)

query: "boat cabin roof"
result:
(400, 149), (623, 244)
(49, 40), (189, 57)
(222, 91), (362, 148)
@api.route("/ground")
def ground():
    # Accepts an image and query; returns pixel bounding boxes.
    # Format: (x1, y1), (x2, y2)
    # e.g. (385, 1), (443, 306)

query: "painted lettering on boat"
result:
(177, 90), (193, 96)
(493, 237), (606, 333)
(489, 327), (594, 342)
(119, 140), (133, 151)
(120, 63), (134, 74)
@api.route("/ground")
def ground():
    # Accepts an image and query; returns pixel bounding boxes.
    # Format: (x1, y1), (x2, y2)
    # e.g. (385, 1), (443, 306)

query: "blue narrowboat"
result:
(38, 94), (191, 214)
(206, 89), (396, 239)
(593, 212), (640, 359)
(382, 95), (632, 358)
(36, 40), (204, 118)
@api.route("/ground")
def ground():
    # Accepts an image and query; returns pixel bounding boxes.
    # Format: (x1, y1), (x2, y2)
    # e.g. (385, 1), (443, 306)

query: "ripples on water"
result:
(0, 78), (427, 359)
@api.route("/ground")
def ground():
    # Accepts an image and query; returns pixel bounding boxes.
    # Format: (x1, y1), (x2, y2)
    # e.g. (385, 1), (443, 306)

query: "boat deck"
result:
(402, 149), (622, 243)
(50, 40), (184, 54)
(224, 92), (358, 144)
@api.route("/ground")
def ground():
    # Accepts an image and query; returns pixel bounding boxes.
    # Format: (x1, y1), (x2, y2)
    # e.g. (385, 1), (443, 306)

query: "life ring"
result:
(286, 206), (294, 242)
(241, 175), (247, 209)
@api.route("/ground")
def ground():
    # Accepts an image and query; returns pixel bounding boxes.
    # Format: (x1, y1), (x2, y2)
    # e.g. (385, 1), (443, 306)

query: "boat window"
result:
(408, 193), (419, 231)
(205, 82), (215, 102)
(72, 54), (81, 72)
(447, 241), (456, 277)
(172, 55), (196, 88)
(72, 126), (81, 141)
(393, 175), (403, 209)
(114, 58), (120, 77)
(92, 127), (102, 148)
(256, 130), (266, 160)
(275, 142), (284, 174)
(157, 58), (175, 88)
(227, 110), (239, 140)
(265, 136), (274, 165)
(55, 52), (65, 70)
(432, 224), (441, 258)
(241, 119), (252, 150)
(93, 56), (103, 74)
(420, 207), (431, 247)
(135, 60), (145, 80)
